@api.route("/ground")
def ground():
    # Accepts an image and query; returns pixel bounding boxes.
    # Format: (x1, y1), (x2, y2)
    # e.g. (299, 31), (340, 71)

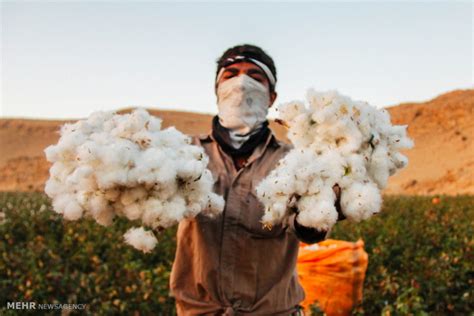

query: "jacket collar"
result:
(199, 128), (281, 168)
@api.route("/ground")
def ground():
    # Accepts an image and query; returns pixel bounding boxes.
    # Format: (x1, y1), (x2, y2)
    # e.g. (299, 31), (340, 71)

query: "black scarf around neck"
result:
(211, 115), (271, 157)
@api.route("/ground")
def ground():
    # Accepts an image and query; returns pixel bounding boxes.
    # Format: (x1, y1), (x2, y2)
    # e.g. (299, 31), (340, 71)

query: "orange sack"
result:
(296, 239), (369, 316)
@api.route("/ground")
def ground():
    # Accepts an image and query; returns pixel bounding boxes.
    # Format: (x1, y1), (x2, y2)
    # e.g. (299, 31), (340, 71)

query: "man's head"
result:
(215, 44), (278, 106)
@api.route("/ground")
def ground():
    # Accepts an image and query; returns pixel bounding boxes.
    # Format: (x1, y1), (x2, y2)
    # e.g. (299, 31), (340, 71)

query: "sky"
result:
(1, 1), (473, 119)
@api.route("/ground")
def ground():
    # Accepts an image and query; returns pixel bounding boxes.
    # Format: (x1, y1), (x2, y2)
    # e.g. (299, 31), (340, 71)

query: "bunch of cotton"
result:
(123, 227), (158, 253)
(256, 90), (413, 231)
(44, 109), (224, 252)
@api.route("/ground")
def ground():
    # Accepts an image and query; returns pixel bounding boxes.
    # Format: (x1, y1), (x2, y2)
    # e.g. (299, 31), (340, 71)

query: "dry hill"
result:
(0, 89), (472, 195)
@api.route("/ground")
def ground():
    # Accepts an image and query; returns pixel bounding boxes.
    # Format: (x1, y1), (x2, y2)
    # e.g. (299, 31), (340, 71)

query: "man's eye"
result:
(224, 74), (236, 79)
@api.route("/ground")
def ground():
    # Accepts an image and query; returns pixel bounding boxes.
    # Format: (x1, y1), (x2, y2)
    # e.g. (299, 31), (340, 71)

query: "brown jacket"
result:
(169, 131), (328, 315)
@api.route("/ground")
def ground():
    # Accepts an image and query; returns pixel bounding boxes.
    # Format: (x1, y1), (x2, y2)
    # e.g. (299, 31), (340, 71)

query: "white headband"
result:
(216, 55), (276, 87)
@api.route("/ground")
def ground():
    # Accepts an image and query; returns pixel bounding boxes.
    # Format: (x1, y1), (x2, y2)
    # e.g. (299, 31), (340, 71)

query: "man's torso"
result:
(170, 132), (304, 315)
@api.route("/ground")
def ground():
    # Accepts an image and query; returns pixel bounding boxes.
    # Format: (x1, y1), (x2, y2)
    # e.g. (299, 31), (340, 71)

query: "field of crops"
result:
(0, 192), (472, 315)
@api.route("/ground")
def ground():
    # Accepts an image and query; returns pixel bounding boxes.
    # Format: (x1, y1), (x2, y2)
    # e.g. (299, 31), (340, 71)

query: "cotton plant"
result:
(44, 109), (224, 253)
(256, 89), (413, 231)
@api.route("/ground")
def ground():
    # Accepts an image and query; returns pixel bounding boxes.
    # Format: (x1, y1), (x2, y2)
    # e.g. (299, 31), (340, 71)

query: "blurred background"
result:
(0, 1), (473, 315)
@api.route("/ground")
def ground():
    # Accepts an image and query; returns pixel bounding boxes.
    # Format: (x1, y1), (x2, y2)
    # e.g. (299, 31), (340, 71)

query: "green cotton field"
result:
(0, 192), (472, 315)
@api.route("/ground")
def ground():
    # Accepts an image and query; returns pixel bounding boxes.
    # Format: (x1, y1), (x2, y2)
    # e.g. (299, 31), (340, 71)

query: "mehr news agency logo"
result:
(6, 301), (86, 310)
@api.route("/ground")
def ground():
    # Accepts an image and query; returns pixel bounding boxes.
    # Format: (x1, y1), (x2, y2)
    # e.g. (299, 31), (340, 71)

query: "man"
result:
(170, 44), (343, 315)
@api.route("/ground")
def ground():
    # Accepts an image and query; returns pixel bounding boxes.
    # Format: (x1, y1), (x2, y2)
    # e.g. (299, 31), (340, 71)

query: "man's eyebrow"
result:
(246, 69), (265, 77)
(223, 68), (239, 75)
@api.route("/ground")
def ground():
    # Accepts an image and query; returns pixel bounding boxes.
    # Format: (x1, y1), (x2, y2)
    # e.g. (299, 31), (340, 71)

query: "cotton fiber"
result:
(44, 109), (224, 252)
(123, 227), (158, 254)
(256, 90), (413, 231)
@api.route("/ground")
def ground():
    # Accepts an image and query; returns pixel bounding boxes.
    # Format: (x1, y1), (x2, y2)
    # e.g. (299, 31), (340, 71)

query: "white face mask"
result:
(216, 75), (270, 148)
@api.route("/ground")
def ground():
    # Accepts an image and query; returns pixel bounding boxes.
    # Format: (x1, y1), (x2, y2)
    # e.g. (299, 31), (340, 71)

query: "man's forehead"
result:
(222, 61), (264, 72)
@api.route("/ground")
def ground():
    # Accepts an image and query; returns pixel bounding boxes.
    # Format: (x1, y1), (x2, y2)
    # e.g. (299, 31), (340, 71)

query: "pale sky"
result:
(1, 1), (473, 119)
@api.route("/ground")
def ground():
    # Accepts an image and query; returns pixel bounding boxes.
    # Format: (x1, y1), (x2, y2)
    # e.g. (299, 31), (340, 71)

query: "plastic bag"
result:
(297, 239), (368, 315)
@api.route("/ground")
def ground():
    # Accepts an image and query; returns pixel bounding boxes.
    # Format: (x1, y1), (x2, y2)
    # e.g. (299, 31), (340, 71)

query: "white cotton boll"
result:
(306, 89), (338, 110)
(123, 202), (143, 221)
(203, 193), (225, 217)
(89, 131), (111, 145)
(341, 182), (382, 222)
(58, 131), (87, 152)
(296, 189), (338, 231)
(127, 151), (151, 182)
(44, 145), (62, 162)
(310, 101), (339, 125)
(155, 159), (178, 184)
(177, 160), (204, 180)
(186, 145), (207, 162)
(94, 207), (114, 226)
(159, 196), (186, 227)
(184, 203), (202, 218)
(278, 101), (306, 122)
(273, 173), (296, 196)
(76, 120), (95, 135)
(314, 151), (345, 183)
(287, 114), (314, 148)
(111, 201), (125, 217)
(136, 148), (165, 170)
(66, 166), (94, 186)
(142, 198), (165, 228)
(123, 227), (158, 253)
(59, 122), (79, 136)
(293, 178), (310, 196)
(131, 130), (154, 149)
(75, 141), (103, 164)
(49, 162), (75, 180)
(387, 125), (414, 150)
(154, 179), (178, 201)
(368, 146), (390, 189)
(104, 189), (120, 202)
(121, 187), (147, 206)
(52, 194), (75, 215)
(262, 195), (288, 226)
(101, 141), (136, 167)
(129, 108), (150, 131)
(63, 200), (84, 221)
(147, 116), (162, 132)
(255, 179), (274, 203)
(113, 109), (149, 137)
(391, 152), (409, 170)
(87, 111), (114, 127)
(88, 194), (114, 226)
(96, 168), (128, 189)
(44, 178), (66, 197)
(76, 190), (90, 206)
(315, 120), (361, 154)
(89, 193), (108, 214)
(306, 176), (324, 195)
(183, 185), (206, 209)
(128, 164), (154, 184)
(342, 154), (367, 182)
(373, 108), (391, 130)
(157, 127), (190, 148)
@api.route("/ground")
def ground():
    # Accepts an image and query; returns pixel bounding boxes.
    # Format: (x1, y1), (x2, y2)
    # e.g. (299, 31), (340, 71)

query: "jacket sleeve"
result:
(288, 185), (345, 244)
(287, 212), (328, 244)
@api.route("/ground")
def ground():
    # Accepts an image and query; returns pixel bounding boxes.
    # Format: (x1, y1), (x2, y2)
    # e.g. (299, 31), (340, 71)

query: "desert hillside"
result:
(384, 89), (473, 195)
(0, 89), (472, 194)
